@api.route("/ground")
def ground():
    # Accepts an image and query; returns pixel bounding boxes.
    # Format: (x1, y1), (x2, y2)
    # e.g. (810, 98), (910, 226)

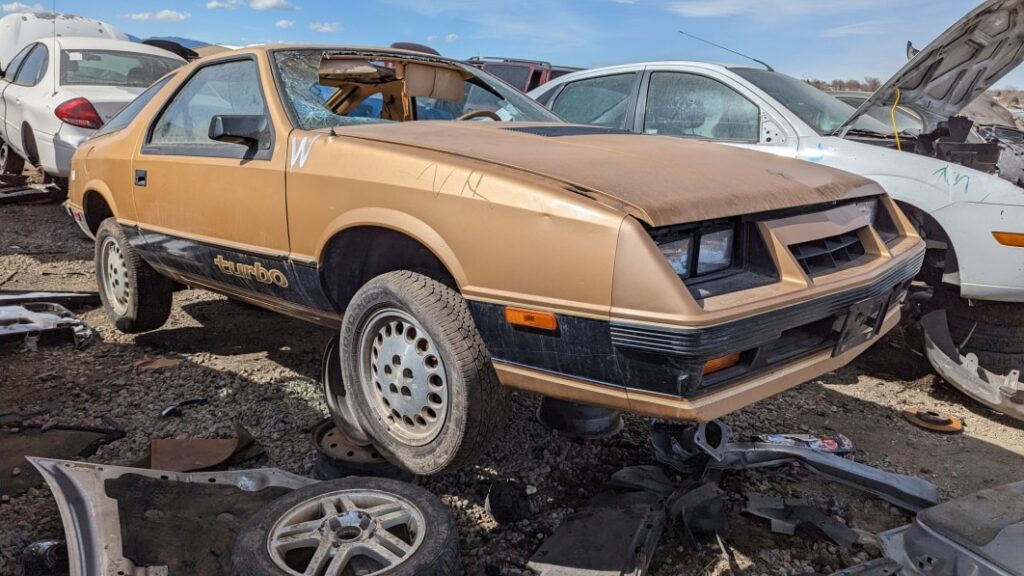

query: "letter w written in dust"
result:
(290, 135), (322, 170)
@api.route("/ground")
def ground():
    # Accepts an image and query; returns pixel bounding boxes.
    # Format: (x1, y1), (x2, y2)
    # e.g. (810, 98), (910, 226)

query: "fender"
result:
(315, 206), (467, 288)
(77, 180), (119, 220)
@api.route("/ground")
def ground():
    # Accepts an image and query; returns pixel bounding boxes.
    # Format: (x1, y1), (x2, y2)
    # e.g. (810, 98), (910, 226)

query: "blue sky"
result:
(19, 0), (1024, 87)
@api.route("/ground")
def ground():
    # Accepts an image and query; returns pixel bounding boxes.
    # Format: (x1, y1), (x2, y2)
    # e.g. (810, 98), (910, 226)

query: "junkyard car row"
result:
(2, 1), (1024, 575)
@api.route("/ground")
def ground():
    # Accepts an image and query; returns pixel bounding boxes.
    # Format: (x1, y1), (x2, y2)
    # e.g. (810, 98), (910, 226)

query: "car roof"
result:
(202, 44), (470, 66)
(526, 60), (747, 97)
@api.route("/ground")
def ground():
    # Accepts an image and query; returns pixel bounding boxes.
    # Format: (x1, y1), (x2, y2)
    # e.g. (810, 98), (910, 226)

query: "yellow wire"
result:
(890, 87), (902, 151)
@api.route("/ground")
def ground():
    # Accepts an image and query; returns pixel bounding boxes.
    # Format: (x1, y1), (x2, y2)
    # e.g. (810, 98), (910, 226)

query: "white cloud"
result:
(309, 21), (339, 33)
(445, 33), (459, 42)
(426, 34), (438, 42)
(668, 0), (893, 18)
(123, 10), (191, 21)
(206, 0), (242, 8)
(249, 0), (297, 10)
(821, 19), (889, 38)
(274, 19), (294, 28)
(2, 2), (45, 12)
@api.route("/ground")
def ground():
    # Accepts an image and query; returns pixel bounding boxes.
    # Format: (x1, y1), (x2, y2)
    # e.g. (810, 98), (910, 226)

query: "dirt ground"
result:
(2, 201), (1024, 576)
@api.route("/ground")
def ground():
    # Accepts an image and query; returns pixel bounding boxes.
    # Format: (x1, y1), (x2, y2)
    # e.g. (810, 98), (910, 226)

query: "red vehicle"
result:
(466, 57), (580, 92)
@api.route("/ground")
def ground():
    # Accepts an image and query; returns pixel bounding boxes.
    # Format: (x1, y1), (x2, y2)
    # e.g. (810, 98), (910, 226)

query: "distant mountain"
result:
(126, 34), (210, 49)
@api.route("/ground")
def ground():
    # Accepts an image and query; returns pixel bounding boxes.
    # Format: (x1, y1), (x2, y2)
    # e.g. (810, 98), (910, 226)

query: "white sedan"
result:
(0, 36), (183, 184)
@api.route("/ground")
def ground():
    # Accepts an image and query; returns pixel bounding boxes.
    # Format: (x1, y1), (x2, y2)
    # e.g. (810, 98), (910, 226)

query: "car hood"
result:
(335, 122), (879, 227)
(839, 0), (1024, 134)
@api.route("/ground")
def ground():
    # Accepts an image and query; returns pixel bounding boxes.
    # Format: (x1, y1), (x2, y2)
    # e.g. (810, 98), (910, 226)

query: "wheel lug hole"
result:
(402, 368), (414, 382)
(400, 386), (412, 400)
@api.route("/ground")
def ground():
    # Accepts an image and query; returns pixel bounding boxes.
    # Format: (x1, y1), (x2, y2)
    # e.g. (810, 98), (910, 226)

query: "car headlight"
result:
(696, 228), (734, 275)
(659, 237), (692, 278)
(854, 198), (878, 225)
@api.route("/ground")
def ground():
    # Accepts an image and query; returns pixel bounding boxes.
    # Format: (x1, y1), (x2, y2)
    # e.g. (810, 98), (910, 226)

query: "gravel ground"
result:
(2, 201), (1024, 576)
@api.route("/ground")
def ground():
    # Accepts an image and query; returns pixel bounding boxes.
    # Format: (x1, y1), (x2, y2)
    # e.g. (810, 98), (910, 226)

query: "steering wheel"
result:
(457, 109), (502, 122)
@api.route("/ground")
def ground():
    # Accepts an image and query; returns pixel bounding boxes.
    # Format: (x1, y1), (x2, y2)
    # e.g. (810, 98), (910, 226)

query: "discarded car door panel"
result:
(66, 45), (924, 473)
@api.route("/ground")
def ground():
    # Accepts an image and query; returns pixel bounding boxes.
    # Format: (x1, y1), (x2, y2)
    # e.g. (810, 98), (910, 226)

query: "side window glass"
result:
(149, 59), (269, 153)
(4, 44), (34, 80)
(14, 44), (47, 86)
(644, 72), (759, 141)
(550, 73), (636, 129)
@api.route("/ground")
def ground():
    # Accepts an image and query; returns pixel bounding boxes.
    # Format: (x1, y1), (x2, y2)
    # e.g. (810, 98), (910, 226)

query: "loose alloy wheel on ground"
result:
(233, 477), (460, 576)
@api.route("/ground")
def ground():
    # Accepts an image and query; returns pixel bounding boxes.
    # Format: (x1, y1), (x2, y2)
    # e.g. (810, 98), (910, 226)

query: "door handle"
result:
(134, 169), (147, 187)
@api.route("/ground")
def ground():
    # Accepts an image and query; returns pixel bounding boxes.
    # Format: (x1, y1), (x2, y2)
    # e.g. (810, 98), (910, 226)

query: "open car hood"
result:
(838, 0), (1024, 134)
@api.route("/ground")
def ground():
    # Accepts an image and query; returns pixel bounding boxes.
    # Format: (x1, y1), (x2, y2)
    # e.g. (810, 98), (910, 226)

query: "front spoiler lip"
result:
(28, 457), (316, 576)
(922, 310), (1024, 422)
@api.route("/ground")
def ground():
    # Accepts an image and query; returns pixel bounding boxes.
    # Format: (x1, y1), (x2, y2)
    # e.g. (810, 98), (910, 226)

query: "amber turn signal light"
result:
(703, 352), (741, 375)
(993, 231), (1024, 248)
(505, 307), (558, 331)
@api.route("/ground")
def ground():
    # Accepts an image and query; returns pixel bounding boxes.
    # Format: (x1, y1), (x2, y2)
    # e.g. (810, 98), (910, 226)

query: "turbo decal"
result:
(214, 255), (289, 288)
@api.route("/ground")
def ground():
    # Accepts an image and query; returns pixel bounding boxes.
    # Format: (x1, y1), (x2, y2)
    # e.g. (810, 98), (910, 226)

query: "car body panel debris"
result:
(159, 397), (208, 417)
(528, 490), (665, 576)
(29, 457), (315, 576)
(861, 480), (1024, 576)
(922, 310), (1024, 422)
(0, 303), (94, 350)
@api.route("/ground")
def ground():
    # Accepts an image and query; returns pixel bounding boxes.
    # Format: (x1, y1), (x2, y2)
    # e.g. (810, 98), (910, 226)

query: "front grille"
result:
(790, 231), (866, 277)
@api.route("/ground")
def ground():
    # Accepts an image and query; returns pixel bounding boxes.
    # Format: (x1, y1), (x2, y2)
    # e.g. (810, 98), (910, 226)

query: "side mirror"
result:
(208, 115), (267, 148)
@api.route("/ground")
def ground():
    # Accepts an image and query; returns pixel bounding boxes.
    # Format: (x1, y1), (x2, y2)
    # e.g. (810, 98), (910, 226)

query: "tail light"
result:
(55, 98), (103, 129)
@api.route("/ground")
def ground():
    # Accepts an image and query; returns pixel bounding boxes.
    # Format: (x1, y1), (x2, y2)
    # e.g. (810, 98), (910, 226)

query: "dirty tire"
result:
(95, 218), (173, 333)
(341, 271), (509, 475)
(232, 477), (461, 576)
(935, 285), (1024, 373)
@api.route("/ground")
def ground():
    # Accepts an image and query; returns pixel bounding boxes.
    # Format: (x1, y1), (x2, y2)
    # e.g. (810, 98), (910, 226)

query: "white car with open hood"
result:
(0, 36), (184, 184)
(530, 0), (1024, 419)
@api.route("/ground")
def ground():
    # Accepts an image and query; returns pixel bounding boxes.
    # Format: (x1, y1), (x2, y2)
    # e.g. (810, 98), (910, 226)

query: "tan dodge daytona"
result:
(66, 45), (925, 475)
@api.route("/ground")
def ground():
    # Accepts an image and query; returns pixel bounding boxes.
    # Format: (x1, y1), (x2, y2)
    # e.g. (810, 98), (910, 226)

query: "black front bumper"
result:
(468, 249), (923, 399)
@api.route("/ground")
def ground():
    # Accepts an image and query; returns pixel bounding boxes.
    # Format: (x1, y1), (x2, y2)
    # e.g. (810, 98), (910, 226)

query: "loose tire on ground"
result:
(933, 284), (1024, 373)
(232, 477), (460, 576)
(95, 218), (173, 333)
(340, 271), (509, 476)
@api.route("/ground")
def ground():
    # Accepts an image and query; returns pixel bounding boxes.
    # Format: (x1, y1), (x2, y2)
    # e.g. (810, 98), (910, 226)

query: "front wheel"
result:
(95, 218), (173, 333)
(340, 271), (509, 475)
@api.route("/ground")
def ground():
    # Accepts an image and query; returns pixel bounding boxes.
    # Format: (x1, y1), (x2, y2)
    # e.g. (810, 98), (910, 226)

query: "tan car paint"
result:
(68, 46), (926, 422)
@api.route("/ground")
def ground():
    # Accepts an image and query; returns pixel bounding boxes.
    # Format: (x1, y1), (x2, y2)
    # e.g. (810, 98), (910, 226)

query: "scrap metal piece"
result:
(879, 480), (1024, 576)
(669, 481), (726, 538)
(755, 433), (855, 456)
(650, 419), (732, 471)
(0, 303), (94, 349)
(22, 539), (68, 575)
(922, 310), (1024, 421)
(712, 442), (940, 512)
(159, 397), (208, 417)
(528, 491), (666, 576)
(902, 407), (964, 434)
(744, 493), (860, 549)
(132, 424), (262, 472)
(610, 465), (678, 498)
(28, 457), (316, 576)
(0, 290), (100, 308)
(537, 397), (624, 440)
(0, 426), (123, 497)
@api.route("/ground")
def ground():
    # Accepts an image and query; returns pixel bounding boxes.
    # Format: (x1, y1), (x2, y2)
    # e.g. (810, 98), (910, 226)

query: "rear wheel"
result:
(340, 271), (509, 475)
(95, 218), (173, 333)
